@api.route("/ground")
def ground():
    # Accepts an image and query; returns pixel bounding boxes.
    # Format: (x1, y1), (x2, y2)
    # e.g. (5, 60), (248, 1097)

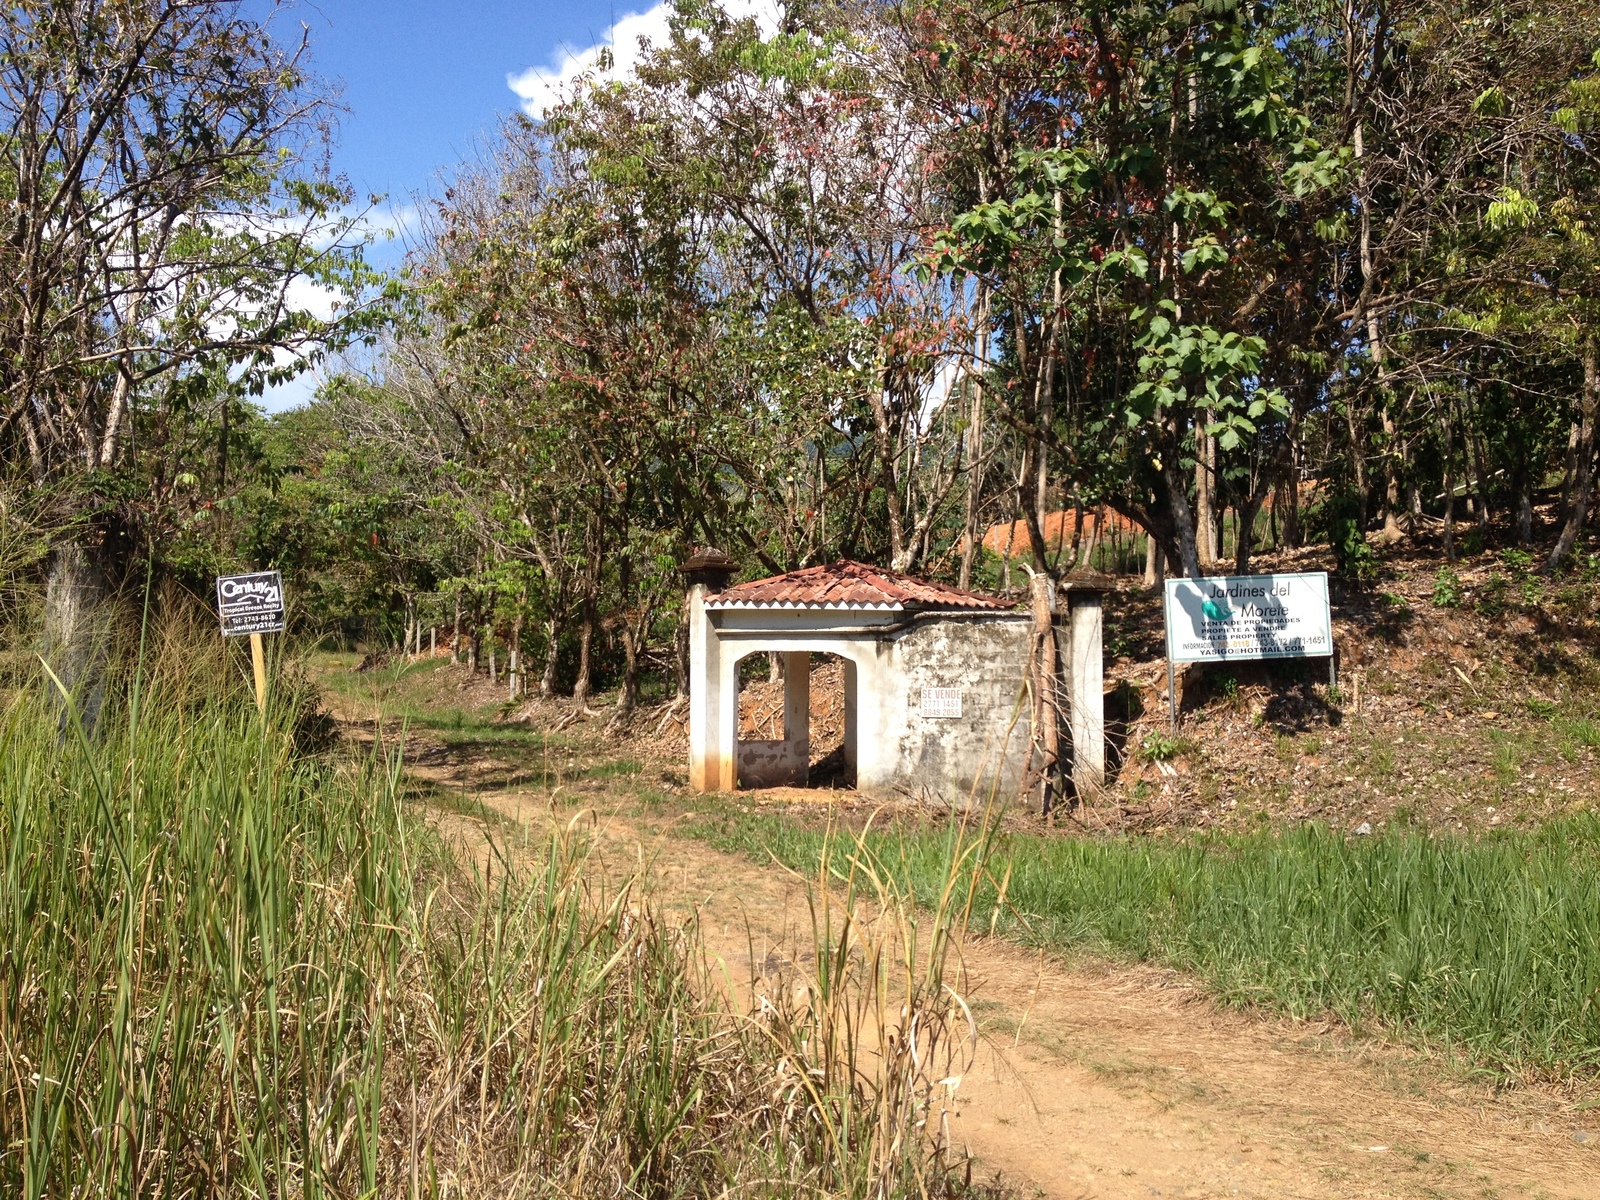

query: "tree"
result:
(0, 0), (376, 696)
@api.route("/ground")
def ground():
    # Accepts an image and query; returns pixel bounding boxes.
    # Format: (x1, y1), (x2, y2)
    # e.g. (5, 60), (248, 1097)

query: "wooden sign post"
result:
(216, 571), (286, 714)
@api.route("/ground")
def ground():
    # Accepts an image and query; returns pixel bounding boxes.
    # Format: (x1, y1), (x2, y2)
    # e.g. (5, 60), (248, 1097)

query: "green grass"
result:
(686, 806), (1600, 1081)
(1554, 714), (1600, 749)
(1489, 731), (1523, 785)
(0, 641), (990, 1196)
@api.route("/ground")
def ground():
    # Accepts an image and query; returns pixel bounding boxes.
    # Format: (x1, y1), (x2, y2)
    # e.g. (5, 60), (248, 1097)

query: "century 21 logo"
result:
(220, 576), (281, 606)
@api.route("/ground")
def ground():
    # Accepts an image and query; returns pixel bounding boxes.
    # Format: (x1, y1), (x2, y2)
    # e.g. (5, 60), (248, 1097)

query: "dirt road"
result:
(359, 718), (1598, 1199)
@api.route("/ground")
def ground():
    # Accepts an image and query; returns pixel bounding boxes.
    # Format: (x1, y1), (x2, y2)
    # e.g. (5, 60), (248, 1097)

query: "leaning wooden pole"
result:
(249, 632), (267, 715)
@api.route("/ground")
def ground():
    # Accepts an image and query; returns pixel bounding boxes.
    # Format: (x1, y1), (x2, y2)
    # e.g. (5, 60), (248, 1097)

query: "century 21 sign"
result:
(216, 571), (285, 637)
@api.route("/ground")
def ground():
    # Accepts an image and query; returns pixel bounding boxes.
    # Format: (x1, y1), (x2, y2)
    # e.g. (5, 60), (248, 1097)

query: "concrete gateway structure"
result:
(684, 553), (1106, 806)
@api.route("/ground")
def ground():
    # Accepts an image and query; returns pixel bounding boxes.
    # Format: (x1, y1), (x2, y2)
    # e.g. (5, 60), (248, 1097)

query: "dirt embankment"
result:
(1088, 544), (1600, 837)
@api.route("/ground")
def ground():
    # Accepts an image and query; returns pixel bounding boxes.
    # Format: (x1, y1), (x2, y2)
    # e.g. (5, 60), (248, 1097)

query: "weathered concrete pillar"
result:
(716, 650), (740, 788)
(1062, 577), (1109, 795)
(841, 657), (858, 775)
(683, 550), (737, 792)
(782, 651), (810, 784)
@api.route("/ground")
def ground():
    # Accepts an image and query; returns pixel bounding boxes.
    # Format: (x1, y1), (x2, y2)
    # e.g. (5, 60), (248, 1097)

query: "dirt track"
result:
(352, 715), (1599, 1199)
(583, 812), (1599, 1199)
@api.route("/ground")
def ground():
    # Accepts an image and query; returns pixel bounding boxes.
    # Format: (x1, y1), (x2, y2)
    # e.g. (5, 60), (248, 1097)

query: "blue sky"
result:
(257, 0), (679, 410)
(284, 0), (636, 206)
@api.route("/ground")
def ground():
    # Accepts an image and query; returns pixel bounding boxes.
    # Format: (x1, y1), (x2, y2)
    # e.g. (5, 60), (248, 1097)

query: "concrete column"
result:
(1067, 590), (1105, 794)
(687, 584), (729, 791)
(851, 653), (891, 793)
(716, 650), (740, 790)
(842, 657), (858, 774)
(783, 651), (810, 784)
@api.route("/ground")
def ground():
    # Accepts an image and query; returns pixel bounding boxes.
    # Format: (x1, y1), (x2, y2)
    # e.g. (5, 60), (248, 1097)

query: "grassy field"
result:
(0, 640), (989, 1198)
(687, 804), (1600, 1083)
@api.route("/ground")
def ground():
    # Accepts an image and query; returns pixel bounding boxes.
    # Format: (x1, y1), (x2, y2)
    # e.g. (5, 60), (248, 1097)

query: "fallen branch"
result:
(553, 704), (603, 732)
(654, 695), (687, 737)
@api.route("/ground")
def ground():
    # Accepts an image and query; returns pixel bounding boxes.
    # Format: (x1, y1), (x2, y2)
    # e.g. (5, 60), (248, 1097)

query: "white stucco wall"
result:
(688, 600), (1040, 805)
(869, 614), (1034, 804)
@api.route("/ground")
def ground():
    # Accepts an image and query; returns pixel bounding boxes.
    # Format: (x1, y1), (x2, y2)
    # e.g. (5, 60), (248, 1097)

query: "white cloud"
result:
(507, 1), (779, 118)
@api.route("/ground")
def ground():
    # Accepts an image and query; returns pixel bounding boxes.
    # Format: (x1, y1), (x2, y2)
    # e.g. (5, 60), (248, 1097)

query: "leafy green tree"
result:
(0, 0), (379, 693)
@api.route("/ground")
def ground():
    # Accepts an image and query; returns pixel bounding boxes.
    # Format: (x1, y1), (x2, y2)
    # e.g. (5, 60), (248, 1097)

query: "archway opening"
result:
(804, 654), (856, 788)
(735, 651), (856, 789)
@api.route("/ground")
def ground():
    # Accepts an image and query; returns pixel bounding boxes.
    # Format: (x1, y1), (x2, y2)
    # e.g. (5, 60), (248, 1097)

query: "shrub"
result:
(1318, 492), (1378, 584)
(1140, 731), (1197, 762)
(1431, 568), (1463, 608)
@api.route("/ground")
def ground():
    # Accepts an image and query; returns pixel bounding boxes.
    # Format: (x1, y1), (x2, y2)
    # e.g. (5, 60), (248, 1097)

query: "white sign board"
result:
(920, 687), (964, 718)
(1163, 572), (1331, 664)
(216, 571), (285, 637)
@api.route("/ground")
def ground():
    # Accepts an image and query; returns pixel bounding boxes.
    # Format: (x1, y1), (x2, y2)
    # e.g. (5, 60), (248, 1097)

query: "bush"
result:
(1316, 492), (1379, 584)
(1140, 731), (1197, 761)
(1431, 567), (1463, 608)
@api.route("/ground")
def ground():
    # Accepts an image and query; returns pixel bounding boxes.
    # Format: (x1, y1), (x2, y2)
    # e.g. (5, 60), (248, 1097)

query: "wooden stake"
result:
(250, 632), (267, 714)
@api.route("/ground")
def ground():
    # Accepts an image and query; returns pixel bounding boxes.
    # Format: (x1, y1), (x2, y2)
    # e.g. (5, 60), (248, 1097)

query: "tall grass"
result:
(688, 809), (1600, 1081)
(0, 635), (993, 1197)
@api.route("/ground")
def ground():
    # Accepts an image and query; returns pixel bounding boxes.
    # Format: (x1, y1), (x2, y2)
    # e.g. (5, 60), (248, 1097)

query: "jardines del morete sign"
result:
(1163, 572), (1332, 663)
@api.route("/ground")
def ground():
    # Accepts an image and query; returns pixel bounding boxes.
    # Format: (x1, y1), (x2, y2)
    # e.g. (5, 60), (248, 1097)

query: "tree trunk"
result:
(958, 285), (989, 591)
(1377, 403), (1405, 543)
(1163, 440), (1205, 580)
(1081, 505), (1104, 573)
(617, 618), (642, 718)
(1142, 530), (1164, 588)
(572, 596), (596, 707)
(1282, 445), (1302, 549)
(1442, 451), (1457, 564)
(451, 592), (461, 665)
(1347, 398), (1372, 527)
(1514, 476), (1534, 547)
(674, 606), (690, 699)
(1464, 382), (1493, 536)
(42, 543), (112, 733)
(1236, 492), (1268, 574)
(1194, 425), (1215, 567)
(867, 376), (908, 572)
(541, 618), (560, 699)
(1545, 335), (1599, 574)
(1023, 569), (1063, 814)
(509, 611), (523, 700)
(1559, 420), (1581, 526)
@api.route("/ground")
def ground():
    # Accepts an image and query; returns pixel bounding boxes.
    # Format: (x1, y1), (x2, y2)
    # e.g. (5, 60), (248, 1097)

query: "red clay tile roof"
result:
(704, 560), (1014, 611)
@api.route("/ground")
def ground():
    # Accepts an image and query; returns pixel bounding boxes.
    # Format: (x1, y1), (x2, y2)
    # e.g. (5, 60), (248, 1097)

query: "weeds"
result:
(1476, 576), (1511, 619)
(1554, 714), (1600, 749)
(1139, 732), (1197, 762)
(1489, 732), (1523, 785)
(0, 641), (990, 1197)
(1369, 743), (1395, 779)
(1431, 568), (1463, 608)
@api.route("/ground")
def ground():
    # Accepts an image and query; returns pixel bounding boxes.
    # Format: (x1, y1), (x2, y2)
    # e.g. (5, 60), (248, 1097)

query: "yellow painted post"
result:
(250, 632), (267, 714)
